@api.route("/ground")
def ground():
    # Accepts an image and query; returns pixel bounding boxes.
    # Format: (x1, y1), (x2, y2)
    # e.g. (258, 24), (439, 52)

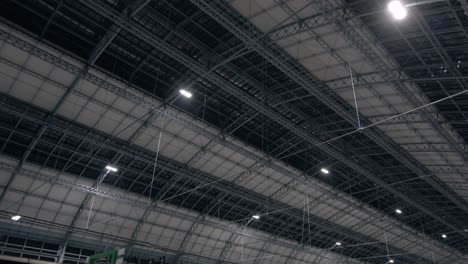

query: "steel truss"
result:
(0, 95), (424, 264)
(0, 8), (462, 263)
(0, 0), (467, 262)
(187, 0), (468, 243)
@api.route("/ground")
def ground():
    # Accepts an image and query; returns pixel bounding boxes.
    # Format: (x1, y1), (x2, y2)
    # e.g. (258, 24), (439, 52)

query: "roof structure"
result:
(0, 0), (467, 264)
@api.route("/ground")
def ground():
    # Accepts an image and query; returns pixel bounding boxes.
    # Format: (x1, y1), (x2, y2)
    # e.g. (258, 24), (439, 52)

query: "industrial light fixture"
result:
(388, 1), (407, 20)
(395, 209), (402, 214)
(320, 168), (330, 174)
(442, 234), (447, 238)
(179, 89), (193, 98)
(252, 215), (260, 220)
(11, 215), (21, 221)
(105, 165), (118, 172)
(335, 242), (342, 246)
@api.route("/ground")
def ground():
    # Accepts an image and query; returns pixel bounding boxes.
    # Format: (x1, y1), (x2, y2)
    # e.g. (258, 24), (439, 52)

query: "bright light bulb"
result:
(105, 165), (118, 172)
(320, 168), (329, 174)
(389, 260), (394, 263)
(11, 215), (21, 221)
(388, 1), (407, 20)
(442, 234), (447, 238)
(179, 89), (193, 98)
(395, 209), (402, 214)
(335, 242), (342, 246)
(252, 215), (260, 220)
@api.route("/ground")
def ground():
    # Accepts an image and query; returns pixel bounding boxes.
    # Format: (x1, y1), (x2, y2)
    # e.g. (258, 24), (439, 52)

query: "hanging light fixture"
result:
(105, 165), (118, 172)
(388, 1), (408, 20)
(179, 89), (193, 98)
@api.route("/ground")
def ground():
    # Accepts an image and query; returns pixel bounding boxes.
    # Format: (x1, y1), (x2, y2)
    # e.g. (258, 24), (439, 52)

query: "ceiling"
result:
(0, 0), (467, 263)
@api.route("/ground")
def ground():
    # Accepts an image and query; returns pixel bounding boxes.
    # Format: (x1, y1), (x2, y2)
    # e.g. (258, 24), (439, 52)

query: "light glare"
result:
(320, 168), (330, 174)
(389, 260), (394, 263)
(442, 234), (447, 238)
(105, 165), (118, 172)
(252, 215), (260, 220)
(179, 89), (193, 98)
(11, 215), (21, 221)
(335, 242), (342, 246)
(395, 209), (402, 214)
(388, 1), (407, 20)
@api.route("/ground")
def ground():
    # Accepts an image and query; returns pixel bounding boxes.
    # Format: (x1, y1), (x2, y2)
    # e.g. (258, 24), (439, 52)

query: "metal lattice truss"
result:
(0, 0), (467, 264)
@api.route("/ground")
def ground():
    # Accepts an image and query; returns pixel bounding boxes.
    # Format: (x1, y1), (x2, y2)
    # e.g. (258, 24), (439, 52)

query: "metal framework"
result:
(0, 0), (467, 264)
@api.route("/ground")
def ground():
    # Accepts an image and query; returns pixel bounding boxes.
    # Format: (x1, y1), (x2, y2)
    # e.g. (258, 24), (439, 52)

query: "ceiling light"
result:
(388, 1), (407, 20)
(442, 234), (447, 238)
(179, 89), (192, 98)
(335, 242), (342, 246)
(252, 215), (260, 220)
(11, 215), (21, 221)
(105, 165), (118, 172)
(395, 209), (402, 214)
(320, 168), (329, 174)
(389, 260), (394, 263)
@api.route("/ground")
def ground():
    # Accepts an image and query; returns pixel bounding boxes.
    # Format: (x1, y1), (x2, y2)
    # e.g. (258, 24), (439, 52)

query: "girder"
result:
(0, 100), (407, 264)
(0, 85), (454, 262)
(1, 12), (466, 262)
(0, 0), (151, 205)
(1, 0), (468, 262)
(187, 0), (468, 241)
(79, 1), (467, 250)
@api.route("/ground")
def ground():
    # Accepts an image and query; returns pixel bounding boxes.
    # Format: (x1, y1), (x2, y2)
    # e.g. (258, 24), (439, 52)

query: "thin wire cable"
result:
(85, 169), (109, 229)
(152, 164), (438, 231)
(349, 63), (361, 128)
(149, 127), (163, 205)
(202, 94), (207, 120)
(307, 195), (312, 247)
(86, 215), (117, 228)
(85, 195), (96, 229)
(278, 86), (468, 160)
(158, 164), (258, 204)
(384, 229), (391, 262)
(1, 110), (154, 212)
(301, 199), (306, 245)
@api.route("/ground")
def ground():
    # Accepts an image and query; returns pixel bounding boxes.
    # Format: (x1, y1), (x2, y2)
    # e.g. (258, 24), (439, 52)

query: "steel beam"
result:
(88, 0), (151, 64)
(0, 97), (442, 264)
(49, 1), (152, 257)
(185, 0), (468, 239)
(0, 0), (151, 204)
(1, 26), (461, 260)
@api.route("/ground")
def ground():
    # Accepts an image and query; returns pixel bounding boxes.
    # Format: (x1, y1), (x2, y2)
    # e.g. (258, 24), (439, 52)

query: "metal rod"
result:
(349, 64), (361, 128)
(85, 196), (96, 229)
(86, 169), (109, 228)
(86, 216), (117, 228)
(307, 196), (311, 247)
(384, 229), (391, 262)
(202, 94), (207, 120)
(279, 86), (468, 159)
(149, 127), (163, 205)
